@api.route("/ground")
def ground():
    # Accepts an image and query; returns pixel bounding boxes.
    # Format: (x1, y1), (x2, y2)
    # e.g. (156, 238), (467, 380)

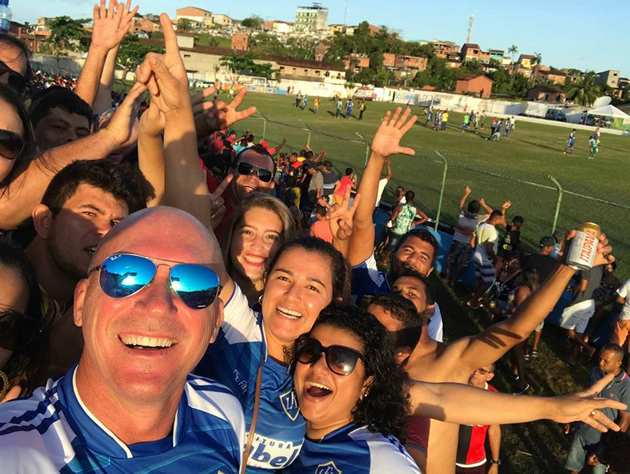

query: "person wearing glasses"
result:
(0, 206), (246, 472)
(0, 84), (31, 196)
(0, 34), (30, 97)
(285, 305), (421, 473)
(0, 239), (42, 402)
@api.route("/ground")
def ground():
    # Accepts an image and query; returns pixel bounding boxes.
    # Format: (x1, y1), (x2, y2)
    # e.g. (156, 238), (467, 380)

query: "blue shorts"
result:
(568, 139), (575, 147)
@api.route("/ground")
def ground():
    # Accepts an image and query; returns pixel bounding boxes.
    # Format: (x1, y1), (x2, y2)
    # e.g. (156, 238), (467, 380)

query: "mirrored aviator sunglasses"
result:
(0, 130), (25, 161)
(237, 162), (273, 182)
(90, 253), (222, 310)
(296, 336), (365, 376)
(0, 308), (40, 352)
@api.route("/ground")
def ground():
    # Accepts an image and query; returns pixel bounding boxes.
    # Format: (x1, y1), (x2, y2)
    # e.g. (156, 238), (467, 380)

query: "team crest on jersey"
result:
(279, 389), (300, 421)
(315, 461), (342, 474)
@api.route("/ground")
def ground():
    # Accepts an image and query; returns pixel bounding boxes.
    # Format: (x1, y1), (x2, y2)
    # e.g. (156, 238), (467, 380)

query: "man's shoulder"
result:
(185, 375), (244, 425)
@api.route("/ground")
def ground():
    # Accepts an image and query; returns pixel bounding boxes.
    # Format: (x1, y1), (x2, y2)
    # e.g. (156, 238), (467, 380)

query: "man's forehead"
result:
(401, 236), (435, 255)
(238, 150), (274, 170)
(394, 277), (426, 293)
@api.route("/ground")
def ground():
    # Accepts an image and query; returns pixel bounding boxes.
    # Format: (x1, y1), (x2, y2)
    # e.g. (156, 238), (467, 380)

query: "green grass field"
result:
(232, 92), (630, 280)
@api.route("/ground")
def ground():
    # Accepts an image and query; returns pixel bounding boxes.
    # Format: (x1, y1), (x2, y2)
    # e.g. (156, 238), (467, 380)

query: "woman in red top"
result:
(333, 167), (356, 204)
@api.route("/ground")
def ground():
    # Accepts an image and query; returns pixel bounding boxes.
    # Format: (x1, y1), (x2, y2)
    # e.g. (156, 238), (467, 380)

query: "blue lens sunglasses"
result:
(88, 253), (222, 310)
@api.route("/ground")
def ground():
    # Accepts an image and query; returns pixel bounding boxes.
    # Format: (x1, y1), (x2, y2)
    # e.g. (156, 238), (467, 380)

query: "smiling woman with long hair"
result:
(284, 304), (420, 473)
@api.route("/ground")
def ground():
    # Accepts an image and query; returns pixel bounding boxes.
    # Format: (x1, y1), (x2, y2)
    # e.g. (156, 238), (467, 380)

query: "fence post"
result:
(354, 132), (370, 167)
(262, 117), (267, 141)
(300, 121), (311, 147)
(548, 175), (563, 234)
(433, 150), (449, 231)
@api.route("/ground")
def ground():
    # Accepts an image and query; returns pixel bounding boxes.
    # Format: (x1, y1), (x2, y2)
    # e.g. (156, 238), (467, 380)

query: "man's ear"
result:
(486, 371), (495, 382)
(426, 266), (434, 277)
(421, 304), (435, 325)
(208, 298), (224, 344)
(395, 347), (412, 365)
(32, 204), (54, 239)
(73, 279), (89, 327)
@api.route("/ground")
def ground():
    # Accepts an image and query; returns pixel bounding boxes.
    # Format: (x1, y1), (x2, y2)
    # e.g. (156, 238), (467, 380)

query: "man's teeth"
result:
(121, 335), (175, 348)
(277, 307), (303, 319)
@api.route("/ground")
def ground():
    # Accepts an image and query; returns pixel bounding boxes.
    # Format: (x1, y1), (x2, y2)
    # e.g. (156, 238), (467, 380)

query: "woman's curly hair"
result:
(287, 304), (410, 440)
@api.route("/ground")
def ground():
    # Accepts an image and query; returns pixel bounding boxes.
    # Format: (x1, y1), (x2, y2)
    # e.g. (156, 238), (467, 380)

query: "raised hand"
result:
(139, 97), (165, 138)
(102, 81), (146, 147)
(551, 372), (626, 432)
(327, 187), (362, 241)
(370, 107), (417, 159)
(91, 0), (138, 52)
(465, 186), (472, 195)
(196, 88), (257, 134)
(561, 230), (614, 268)
(502, 200), (512, 209)
(208, 174), (232, 230)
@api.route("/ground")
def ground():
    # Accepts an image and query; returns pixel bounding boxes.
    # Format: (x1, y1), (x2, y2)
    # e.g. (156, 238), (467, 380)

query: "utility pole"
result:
(343, 0), (348, 25)
(466, 14), (474, 44)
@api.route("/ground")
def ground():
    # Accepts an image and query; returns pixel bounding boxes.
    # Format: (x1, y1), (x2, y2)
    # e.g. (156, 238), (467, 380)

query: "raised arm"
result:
(92, 45), (120, 115)
(411, 373), (625, 432)
(0, 83), (145, 229)
(75, 0), (138, 107)
(348, 108), (417, 266)
(384, 158), (392, 181)
(137, 98), (165, 207)
(457, 232), (613, 373)
(479, 198), (493, 215)
(459, 186), (471, 209)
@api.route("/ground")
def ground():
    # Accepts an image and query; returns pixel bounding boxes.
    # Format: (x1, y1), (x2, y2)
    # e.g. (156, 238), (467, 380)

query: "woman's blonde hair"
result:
(221, 192), (297, 275)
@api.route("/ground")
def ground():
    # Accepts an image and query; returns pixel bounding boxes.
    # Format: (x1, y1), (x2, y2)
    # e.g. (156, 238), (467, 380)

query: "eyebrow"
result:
(240, 224), (281, 234)
(273, 267), (327, 287)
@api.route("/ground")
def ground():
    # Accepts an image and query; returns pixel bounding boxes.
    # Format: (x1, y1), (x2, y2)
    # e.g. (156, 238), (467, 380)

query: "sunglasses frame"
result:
(0, 129), (26, 161)
(0, 307), (41, 352)
(0, 60), (26, 94)
(295, 336), (366, 376)
(88, 253), (222, 310)
(237, 161), (273, 182)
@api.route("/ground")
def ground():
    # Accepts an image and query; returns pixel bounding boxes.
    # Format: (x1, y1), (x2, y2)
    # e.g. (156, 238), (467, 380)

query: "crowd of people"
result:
(0, 2), (628, 473)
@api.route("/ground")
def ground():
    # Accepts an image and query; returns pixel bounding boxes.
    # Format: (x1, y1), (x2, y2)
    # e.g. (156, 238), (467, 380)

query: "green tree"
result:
(566, 71), (602, 106)
(458, 59), (484, 78)
(42, 16), (91, 63)
(118, 35), (164, 80)
(177, 18), (195, 31)
(220, 52), (277, 80)
(241, 15), (263, 31)
(507, 44), (518, 63)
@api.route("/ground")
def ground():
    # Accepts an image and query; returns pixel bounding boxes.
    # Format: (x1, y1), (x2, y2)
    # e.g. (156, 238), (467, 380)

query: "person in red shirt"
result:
(456, 364), (502, 474)
(333, 167), (357, 205)
(310, 204), (333, 243)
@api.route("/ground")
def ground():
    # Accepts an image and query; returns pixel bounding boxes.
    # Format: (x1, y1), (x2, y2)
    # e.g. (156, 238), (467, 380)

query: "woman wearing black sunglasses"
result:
(285, 304), (420, 473)
(0, 239), (42, 402)
(0, 84), (31, 197)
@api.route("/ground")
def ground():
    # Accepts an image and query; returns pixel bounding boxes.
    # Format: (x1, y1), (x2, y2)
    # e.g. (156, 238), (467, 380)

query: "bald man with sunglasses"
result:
(0, 207), (246, 473)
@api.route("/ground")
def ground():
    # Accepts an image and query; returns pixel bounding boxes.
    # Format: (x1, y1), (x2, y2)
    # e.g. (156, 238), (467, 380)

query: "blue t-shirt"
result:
(196, 284), (305, 472)
(284, 423), (421, 473)
(0, 367), (245, 473)
(351, 253), (444, 342)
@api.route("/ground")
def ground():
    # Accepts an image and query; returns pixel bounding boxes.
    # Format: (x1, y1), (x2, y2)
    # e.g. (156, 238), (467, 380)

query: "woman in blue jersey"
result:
(196, 235), (351, 472)
(220, 192), (297, 307)
(285, 304), (421, 473)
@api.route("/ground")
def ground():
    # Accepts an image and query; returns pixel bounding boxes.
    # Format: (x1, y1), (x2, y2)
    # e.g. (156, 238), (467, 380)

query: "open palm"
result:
(370, 107), (417, 159)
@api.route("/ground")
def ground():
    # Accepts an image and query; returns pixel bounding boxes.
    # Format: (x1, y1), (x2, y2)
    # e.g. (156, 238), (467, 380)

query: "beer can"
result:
(566, 223), (601, 271)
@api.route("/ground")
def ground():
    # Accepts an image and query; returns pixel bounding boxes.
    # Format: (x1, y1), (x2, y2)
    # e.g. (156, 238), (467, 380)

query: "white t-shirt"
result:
(453, 209), (488, 244)
(475, 222), (499, 261)
(376, 178), (389, 208)
(617, 279), (630, 320)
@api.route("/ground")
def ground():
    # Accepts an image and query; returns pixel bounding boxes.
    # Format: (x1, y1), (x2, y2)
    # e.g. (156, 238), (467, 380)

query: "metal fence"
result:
(234, 114), (630, 280)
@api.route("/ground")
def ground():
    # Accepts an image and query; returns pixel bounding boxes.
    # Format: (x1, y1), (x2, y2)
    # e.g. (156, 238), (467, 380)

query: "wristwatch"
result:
(490, 459), (501, 465)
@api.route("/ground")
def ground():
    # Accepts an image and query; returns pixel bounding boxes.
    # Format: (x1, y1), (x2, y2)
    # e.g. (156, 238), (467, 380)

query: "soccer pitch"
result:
(234, 92), (630, 278)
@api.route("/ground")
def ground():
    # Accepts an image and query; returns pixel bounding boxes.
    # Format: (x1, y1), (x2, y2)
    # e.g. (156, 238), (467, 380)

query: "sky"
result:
(12, 0), (629, 78)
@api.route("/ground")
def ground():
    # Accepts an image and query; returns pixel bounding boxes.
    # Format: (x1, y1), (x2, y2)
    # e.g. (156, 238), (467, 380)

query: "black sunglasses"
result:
(0, 130), (26, 160)
(0, 308), (40, 352)
(0, 60), (26, 94)
(296, 336), (366, 376)
(237, 162), (273, 182)
(88, 253), (222, 310)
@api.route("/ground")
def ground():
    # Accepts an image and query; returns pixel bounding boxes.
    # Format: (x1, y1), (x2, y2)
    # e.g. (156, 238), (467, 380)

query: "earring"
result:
(258, 295), (263, 305)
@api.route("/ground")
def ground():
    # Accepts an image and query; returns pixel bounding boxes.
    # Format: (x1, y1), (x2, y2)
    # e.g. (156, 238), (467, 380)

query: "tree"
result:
(42, 16), (91, 63)
(566, 71), (602, 106)
(241, 15), (263, 31)
(458, 59), (484, 78)
(507, 44), (518, 63)
(177, 18), (194, 32)
(118, 35), (164, 80)
(220, 52), (277, 81)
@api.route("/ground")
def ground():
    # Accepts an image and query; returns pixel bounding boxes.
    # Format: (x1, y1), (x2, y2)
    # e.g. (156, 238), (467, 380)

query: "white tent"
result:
(587, 104), (630, 124)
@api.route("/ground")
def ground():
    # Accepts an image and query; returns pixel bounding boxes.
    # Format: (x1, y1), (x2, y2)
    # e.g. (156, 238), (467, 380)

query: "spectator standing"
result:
(320, 160), (339, 203)
(611, 276), (630, 371)
(302, 165), (324, 219)
(333, 167), (357, 205)
(455, 364), (502, 474)
(382, 190), (428, 265)
(441, 110), (449, 130)
(495, 215), (524, 274)
(309, 204), (334, 243)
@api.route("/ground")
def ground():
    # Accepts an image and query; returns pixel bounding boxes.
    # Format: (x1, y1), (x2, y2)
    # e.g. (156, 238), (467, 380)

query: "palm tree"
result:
(566, 71), (601, 106)
(507, 44), (518, 64)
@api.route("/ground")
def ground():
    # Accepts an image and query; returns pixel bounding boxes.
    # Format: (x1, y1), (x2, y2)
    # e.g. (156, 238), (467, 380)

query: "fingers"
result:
(120, 82), (147, 107)
(582, 407), (620, 433)
(400, 114), (418, 135)
(99, 0), (107, 19)
(230, 87), (247, 109)
(380, 110), (391, 126)
(93, 4), (100, 21)
(160, 13), (179, 57)
(237, 106), (258, 122)
(397, 146), (416, 156)
(107, 0), (116, 19)
(579, 373), (615, 398)
(390, 107), (402, 127)
(214, 173), (233, 197)
(348, 192), (361, 214)
(191, 87), (217, 106)
(394, 107), (411, 129)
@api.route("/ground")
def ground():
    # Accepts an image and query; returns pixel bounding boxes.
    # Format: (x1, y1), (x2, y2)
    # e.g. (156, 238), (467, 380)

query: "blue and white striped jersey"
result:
(195, 284), (306, 472)
(0, 367), (245, 473)
(284, 423), (421, 474)
(351, 253), (444, 342)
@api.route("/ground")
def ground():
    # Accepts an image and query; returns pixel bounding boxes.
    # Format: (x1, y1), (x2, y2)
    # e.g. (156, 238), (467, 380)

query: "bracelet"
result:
(490, 459), (501, 465)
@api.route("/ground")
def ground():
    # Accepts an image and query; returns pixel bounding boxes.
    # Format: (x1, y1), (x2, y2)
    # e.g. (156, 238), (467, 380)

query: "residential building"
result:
(276, 58), (345, 82)
(263, 20), (295, 35)
(133, 18), (159, 34)
(532, 66), (567, 85)
(175, 32), (195, 49)
(432, 40), (459, 59)
(527, 85), (565, 103)
(455, 75), (493, 98)
(211, 14), (232, 27)
(295, 3), (328, 33)
(175, 6), (213, 28)
(488, 49), (504, 62)
(382, 53), (396, 68)
(314, 41), (331, 61)
(344, 54), (370, 73)
(517, 54), (536, 69)
(595, 70), (620, 88)
(460, 43), (481, 62)
(231, 34), (248, 52)
(35, 17), (52, 35)
(395, 55), (427, 71)
(446, 54), (462, 69)
(326, 24), (346, 36)
(478, 50), (491, 64)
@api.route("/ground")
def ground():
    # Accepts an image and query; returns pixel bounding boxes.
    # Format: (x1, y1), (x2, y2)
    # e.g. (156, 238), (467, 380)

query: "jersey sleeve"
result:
(617, 280), (630, 300)
(222, 283), (264, 344)
(427, 303), (443, 343)
(351, 253), (390, 303)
